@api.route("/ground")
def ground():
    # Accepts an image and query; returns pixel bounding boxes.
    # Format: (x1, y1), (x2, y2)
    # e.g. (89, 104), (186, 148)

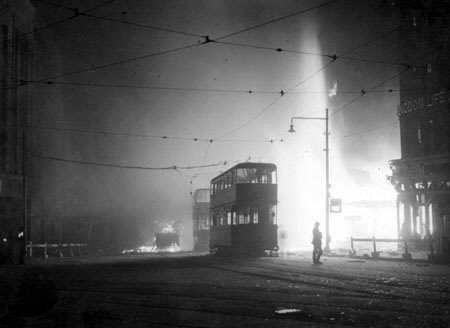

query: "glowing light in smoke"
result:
(274, 21), (328, 251)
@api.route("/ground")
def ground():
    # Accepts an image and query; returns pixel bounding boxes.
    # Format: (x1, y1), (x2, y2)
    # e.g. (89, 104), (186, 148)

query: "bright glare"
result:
(273, 24), (398, 252)
(122, 245), (181, 254)
(274, 22), (328, 251)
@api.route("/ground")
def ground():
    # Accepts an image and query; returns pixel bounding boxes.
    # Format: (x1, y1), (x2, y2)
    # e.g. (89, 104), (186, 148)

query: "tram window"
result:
(196, 190), (210, 202)
(227, 212), (232, 225)
(225, 174), (230, 188)
(238, 210), (245, 224)
(249, 168), (258, 183)
(236, 168), (249, 183)
(244, 209), (250, 224)
(270, 170), (277, 184)
(269, 205), (277, 224)
(231, 170), (236, 185)
(232, 211), (237, 225)
(198, 217), (209, 230)
(261, 169), (268, 183)
(252, 209), (259, 224)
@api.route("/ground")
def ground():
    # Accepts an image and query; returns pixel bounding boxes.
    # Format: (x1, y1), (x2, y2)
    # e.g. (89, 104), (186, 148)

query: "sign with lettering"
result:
(397, 91), (450, 117)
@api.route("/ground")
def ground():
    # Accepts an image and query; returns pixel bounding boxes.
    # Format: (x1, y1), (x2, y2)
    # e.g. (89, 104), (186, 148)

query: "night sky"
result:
(28, 0), (403, 249)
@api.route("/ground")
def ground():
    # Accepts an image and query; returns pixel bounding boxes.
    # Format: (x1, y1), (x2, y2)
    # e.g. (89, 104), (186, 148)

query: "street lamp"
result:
(288, 108), (331, 253)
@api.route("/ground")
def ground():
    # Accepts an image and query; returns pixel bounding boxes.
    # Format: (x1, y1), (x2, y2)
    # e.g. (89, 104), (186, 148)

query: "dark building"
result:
(0, 0), (33, 262)
(389, 0), (450, 259)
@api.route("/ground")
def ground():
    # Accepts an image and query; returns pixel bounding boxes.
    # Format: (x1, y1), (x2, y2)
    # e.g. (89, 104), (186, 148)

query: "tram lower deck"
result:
(210, 223), (278, 255)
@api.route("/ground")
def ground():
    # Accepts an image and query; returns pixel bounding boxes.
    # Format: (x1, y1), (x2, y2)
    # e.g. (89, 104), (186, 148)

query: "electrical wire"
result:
(332, 121), (399, 139)
(10, 123), (280, 144)
(31, 153), (231, 170)
(214, 94), (284, 140)
(21, 124), (212, 142)
(5, 0), (116, 44)
(26, 80), (277, 94)
(331, 66), (410, 116)
(212, 23), (406, 140)
(214, 0), (337, 41)
(213, 40), (420, 68)
(24, 80), (407, 95)
(10, 0), (338, 88)
(30, 0), (75, 11)
(84, 14), (203, 38)
(33, 42), (204, 82)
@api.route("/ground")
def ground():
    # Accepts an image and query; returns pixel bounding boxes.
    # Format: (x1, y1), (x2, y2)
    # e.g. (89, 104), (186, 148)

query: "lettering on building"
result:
(397, 91), (450, 116)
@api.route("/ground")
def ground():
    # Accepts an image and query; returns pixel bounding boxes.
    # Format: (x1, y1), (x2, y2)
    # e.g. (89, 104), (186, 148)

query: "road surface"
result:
(1, 252), (449, 327)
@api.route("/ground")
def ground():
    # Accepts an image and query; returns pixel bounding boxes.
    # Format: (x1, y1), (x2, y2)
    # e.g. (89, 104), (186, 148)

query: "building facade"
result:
(389, 0), (450, 259)
(0, 0), (33, 262)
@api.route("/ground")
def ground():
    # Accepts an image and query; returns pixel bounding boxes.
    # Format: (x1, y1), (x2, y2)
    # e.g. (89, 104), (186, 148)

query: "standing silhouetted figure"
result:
(312, 222), (323, 264)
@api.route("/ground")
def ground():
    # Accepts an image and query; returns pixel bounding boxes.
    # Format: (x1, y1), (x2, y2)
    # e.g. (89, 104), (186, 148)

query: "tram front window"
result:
(236, 168), (249, 183)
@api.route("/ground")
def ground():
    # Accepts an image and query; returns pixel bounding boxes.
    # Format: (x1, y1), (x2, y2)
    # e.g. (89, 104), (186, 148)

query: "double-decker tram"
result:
(209, 163), (278, 256)
(192, 189), (211, 252)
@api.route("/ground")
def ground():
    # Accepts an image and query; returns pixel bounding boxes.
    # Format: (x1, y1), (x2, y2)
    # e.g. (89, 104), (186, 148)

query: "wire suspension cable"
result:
(214, 0), (337, 41)
(31, 153), (230, 170)
(213, 24), (406, 139)
(25, 80), (407, 95)
(84, 14), (203, 38)
(6, 0), (115, 43)
(331, 66), (410, 116)
(33, 43), (204, 83)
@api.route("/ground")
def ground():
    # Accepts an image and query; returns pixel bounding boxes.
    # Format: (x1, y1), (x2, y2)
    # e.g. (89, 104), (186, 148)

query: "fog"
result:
(28, 0), (401, 251)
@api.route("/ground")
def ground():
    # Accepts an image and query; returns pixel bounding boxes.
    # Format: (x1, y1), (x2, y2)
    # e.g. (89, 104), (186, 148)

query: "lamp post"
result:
(288, 108), (330, 253)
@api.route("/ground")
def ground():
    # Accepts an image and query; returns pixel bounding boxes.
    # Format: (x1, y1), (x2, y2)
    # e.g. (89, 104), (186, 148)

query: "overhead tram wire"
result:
(333, 121), (399, 140)
(213, 0), (337, 41)
(212, 40), (423, 68)
(12, 123), (279, 144)
(26, 81), (277, 94)
(83, 14), (203, 38)
(31, 153), (231, 171)
(5, 0), (116, 44)
(79, 3), (417, 68)
(31, 0), (75, 11)
(25, 80), (405, 95)
(18, 0), (337, 87)
(212, 24), (405, 140)
(331, 65), (411, 116)
(26, 42), (204, 84)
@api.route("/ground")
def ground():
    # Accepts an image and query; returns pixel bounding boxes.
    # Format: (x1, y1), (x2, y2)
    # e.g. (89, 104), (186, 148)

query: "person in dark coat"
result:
(312, 222), (323, 264)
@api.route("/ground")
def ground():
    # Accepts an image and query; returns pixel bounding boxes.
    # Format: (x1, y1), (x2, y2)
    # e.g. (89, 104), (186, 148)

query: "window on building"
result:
(417, 121), (422, 144)
(227, 211), (232, 225)
(232, 211), (237, 225)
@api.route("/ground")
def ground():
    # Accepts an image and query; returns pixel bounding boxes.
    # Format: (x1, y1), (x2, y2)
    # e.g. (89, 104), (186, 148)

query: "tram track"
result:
(52, 280), (444, 326)
(198, 260), (450, 306)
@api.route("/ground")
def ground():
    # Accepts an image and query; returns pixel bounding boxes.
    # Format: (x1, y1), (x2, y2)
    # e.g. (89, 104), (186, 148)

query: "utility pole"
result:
(289, 108), (331, 253)
(324, 107), (330, 253)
